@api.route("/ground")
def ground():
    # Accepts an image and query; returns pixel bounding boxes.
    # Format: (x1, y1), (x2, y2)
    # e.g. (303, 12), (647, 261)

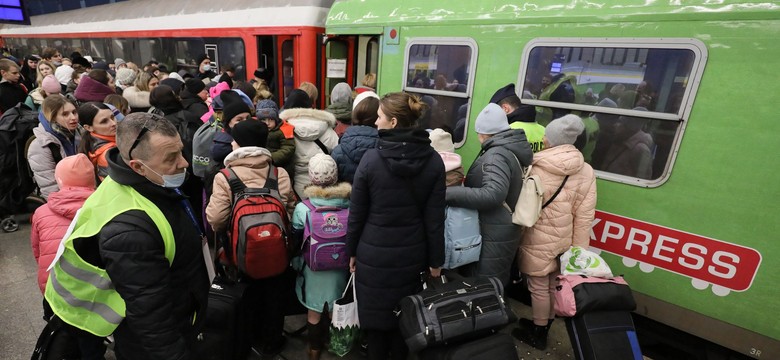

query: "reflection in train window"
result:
(403, 39), (478, 146)
(518, 39), (707, 187)
(282, 40), (294, 99)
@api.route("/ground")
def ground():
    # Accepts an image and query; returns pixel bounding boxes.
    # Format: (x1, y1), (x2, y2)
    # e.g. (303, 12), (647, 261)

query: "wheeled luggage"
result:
(565, 310), (643, 360)
(417, 332), (519, 360)
(398, 276), (515, 353)
(195, 277), (252, 360)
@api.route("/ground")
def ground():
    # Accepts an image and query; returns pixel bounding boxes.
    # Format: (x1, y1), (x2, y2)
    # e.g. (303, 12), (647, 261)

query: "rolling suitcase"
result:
(418, 332), (519, 360)
(195, 277), (252, 360)
(566, 310), (643, 360)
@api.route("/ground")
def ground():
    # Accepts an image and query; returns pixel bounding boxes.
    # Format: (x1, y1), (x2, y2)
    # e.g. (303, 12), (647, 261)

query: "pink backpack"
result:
(554, 275), (636, 317)
(302, 200), (350, 271)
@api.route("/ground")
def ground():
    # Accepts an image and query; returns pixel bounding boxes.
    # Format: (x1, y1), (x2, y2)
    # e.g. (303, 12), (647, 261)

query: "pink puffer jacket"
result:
(519, 144), (597, 277)
(30, 187), (93, 294)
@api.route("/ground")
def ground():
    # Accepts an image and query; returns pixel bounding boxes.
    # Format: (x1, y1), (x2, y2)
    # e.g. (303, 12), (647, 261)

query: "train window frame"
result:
(517, 38), (708, 188)
(402, 37), (479, 148)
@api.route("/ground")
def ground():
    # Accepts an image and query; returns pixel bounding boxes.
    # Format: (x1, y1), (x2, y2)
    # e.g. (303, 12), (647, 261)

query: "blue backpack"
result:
(442, 206), (482, 269)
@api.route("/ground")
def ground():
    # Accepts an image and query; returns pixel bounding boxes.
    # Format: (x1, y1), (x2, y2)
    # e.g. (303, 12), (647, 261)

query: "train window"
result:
(403, 38), (478, 146)
(517, 38), (707, 187)
(216, 38), (246, 80)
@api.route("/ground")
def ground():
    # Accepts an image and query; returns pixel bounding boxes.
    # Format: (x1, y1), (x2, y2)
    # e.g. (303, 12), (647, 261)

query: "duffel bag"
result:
(398, 276), (515, 353)
(554, 275), (636, 317)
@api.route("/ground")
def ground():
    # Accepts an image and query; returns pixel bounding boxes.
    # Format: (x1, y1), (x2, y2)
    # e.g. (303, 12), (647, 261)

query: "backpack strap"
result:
(221, 167), (247, 196)
(46, 143), (62, 164)
(265, 164), (279, 191)
(542, 175), (570, 209)
(313, 139), (329, 155)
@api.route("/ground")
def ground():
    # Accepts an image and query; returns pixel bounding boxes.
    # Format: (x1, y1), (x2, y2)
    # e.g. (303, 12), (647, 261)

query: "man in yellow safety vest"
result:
(490, 83), (546, 153)
(45, 113), (209, 360)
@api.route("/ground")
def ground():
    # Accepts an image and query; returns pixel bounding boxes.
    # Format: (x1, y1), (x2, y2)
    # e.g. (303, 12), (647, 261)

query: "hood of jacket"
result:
(180, 91), (205, 107)
(339, 125), (378, 163)
(326, 102), (352, 122)
(30, 88), (45, 104)
(74, 76), (115, 103)
(122, 86), (151, 108)
(105, 147), (185, 203)
(46, 187), (94, 219)
(376, 128), (436, 178)
(280, 108), (336, 141)
(303, 182), (352, 203)
(223, 146), (273, 168)
(481, 128), (533, 166)
(533, 144), (585, 176)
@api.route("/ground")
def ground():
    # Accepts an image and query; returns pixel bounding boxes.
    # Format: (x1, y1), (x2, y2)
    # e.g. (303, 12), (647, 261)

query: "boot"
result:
(307, 322), (325, 360)
(512, 318), (551, 350)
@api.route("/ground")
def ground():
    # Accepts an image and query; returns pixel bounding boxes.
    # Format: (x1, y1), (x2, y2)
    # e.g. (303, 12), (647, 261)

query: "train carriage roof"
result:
(326, 0), (780, 28)
(0, 0), (335, 35)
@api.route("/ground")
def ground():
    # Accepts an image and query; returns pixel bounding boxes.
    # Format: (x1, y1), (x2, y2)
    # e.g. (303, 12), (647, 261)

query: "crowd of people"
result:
(6, 48), (598, 360)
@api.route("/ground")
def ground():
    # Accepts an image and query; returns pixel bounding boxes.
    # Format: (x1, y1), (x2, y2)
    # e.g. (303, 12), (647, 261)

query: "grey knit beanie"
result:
(545, 114), (585, 147)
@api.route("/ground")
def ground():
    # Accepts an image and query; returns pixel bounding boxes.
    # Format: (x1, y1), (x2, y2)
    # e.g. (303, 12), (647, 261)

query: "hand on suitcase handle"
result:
(429, 267), (441, 278)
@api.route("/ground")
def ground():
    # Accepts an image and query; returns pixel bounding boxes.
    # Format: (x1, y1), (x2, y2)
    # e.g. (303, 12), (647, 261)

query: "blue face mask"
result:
(202, 64), (212, 72)
(140, 162), (186, 188)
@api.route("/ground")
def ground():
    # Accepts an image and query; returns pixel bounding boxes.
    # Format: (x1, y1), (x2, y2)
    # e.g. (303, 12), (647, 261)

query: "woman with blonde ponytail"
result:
(346, 92), (446, 360)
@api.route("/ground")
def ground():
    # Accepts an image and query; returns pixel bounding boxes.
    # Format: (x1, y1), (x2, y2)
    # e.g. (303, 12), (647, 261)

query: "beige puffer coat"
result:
(206, 147), (296, 232)
(519, 144), (597, 276)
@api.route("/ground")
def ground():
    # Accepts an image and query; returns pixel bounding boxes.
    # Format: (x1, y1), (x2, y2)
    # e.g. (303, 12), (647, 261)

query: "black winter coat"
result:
(180, 90), (209, 119)
(331, 125), (379, 183)
(446, 129), (533, 285)
(98, 148), (209, 360)
(347, 128), (446, 330)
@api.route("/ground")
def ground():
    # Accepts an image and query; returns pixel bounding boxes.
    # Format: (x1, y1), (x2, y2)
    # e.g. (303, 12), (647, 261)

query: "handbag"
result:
(560, 246), (614, 278)
(329, 273), (360, 357)
(554, 274), (636, 317)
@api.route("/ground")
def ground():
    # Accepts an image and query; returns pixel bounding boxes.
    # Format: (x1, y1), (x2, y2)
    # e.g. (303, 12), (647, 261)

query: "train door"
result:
(325, 35), (380, 97)
(277, 35), (295, 105)
(256, 35), (278, 98)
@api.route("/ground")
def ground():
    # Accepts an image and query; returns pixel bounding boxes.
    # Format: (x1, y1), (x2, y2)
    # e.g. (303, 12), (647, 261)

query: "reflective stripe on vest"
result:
(44, 177), (175, 337)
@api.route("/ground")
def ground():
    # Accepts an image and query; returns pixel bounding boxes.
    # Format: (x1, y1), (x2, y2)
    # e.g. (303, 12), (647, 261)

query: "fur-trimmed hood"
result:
(303, 182), (351, 200)
(122, 86), (151, 108)
(280, 108), (337, 141)
(223, 146), (273, 167)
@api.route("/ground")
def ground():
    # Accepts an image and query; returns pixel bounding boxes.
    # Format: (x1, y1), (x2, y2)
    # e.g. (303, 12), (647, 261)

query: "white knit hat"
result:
(353, 90), (380, 110)
(115, 68), (137, 86)
(429, 128), (455, 153)
(308, 153), (338, 186)
(55, 65), (74, 85)
(545, 114), (585, 147)
(474, 103), (509, 135)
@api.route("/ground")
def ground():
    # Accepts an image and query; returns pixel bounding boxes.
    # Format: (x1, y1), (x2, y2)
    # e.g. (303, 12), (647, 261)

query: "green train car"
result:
(325, 1), (780, 358)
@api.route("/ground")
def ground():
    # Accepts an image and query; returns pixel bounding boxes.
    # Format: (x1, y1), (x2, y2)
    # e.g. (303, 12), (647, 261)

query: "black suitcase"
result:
(418, 332), (519, 360)
(566, 310), (643, 360)
(195, 277), (252, 360)
(398, 276), (515, 353)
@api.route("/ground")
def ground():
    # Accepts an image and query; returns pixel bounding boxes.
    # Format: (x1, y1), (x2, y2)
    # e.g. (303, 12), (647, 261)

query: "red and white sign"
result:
(590, 211), (762, 293)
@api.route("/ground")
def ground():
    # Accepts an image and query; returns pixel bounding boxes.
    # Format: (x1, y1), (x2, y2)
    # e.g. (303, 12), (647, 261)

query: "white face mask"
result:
(202, 64), (212, 72)
(140, 162), (186, 188)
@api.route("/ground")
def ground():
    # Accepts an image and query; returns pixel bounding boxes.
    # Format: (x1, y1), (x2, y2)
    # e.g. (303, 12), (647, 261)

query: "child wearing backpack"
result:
(429, 128), (464, 186)
(205, 119), (296, 356)
(291, 153), (351, 360)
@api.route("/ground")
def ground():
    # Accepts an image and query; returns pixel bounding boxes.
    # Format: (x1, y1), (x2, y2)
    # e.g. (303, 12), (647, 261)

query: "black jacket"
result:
(446, 129), (533, 285)
(98, 148), (209, 360)
(346, 128), (446, 330)
(0, 81), (28, 114)
(180, 89), (209, 119)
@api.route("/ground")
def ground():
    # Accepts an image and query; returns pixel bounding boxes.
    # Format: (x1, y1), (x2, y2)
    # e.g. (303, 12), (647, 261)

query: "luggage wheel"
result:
(2, 217), (18, 233)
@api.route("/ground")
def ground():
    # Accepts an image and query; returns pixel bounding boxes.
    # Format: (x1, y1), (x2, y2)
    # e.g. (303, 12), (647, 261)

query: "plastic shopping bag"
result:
(329, 273), (360, 357)
(560, 246), (614, 278)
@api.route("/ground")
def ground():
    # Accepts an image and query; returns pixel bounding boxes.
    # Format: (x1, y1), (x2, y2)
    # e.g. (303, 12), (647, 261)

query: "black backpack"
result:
(0, 103), (40, 215)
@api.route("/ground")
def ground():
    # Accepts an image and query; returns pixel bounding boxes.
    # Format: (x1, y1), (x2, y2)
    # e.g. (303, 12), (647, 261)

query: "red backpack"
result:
(220, 165), (290, 279)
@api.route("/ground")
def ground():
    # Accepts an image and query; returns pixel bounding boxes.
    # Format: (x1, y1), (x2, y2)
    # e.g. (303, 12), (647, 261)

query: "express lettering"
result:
(591, 218), (744, 282)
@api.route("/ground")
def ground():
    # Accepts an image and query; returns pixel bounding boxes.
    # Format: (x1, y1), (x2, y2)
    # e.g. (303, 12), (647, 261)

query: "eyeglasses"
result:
(128, 116), (159, 160)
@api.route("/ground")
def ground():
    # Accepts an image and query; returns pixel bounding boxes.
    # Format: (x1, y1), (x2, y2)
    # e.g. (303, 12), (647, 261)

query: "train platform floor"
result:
(1, 219), (589, 360)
